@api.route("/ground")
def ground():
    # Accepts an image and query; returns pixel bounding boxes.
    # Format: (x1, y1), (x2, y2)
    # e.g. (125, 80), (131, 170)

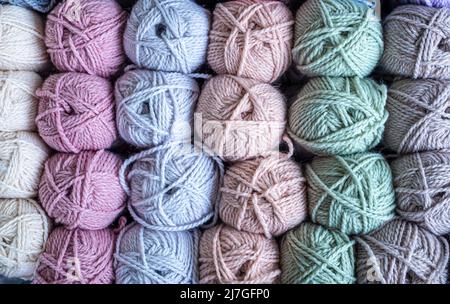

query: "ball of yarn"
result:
(199, 224), (280, 284)
(0, 71), (42, 132)
(306, 153), (396, 235)
(208, 0), (293, 83)
(0, 198), (49, 280)
(115, 69), (198, 148)
(124, 0), (210, 74)
(39, 150), (127, 230)
(115, 223), (198, 284)
(220, 153), (307, 238)
(0, 5), (49, 72)
(33, 227), (116, 284)
(391, 151), (450, 235)
(45, 0), (127, 78)
(0, 132), (49, 198)
(125, 143), (222, 231)
(293, 0), (383, 77)
(281, 222), (355, 284)
(288, 77), (388, 156)
(393, 0), (450, 7)
(355, 219), (449, 284)
(195, 75), (286, 162)
(36, 72), (117, 153)
(0, 0), (56, 12)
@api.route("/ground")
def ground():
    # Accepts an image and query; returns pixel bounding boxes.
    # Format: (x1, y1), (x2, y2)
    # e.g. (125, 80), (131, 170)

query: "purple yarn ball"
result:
(395, 0), (450, 8)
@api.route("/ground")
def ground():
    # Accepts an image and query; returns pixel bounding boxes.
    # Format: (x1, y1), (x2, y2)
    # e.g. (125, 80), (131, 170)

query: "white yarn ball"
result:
(0, 198), (50, 280)
(0, 132), (49, 198)
(0, 71), (42, 132)
(0, 4), (49, 72)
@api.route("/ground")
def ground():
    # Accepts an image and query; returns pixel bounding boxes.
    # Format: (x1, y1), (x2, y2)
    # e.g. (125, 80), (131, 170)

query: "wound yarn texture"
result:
(0, 0), (56, 12)
(393, 0), (450, 7)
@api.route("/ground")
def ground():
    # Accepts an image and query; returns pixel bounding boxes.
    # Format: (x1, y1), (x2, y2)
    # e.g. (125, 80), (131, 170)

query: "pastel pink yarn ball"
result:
(36, 73), (117, 153)
(45, 0), (128, 78)
(33, 227), (116, 284)
(39, 150), (127, 230)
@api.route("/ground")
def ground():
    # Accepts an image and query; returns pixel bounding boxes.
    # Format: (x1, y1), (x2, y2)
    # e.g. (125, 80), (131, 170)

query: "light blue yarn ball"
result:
(0, 0), (56, 12)
(115, 223), (198, 284)
(124, 0), (210, 74)
(115, 69), (198, 148)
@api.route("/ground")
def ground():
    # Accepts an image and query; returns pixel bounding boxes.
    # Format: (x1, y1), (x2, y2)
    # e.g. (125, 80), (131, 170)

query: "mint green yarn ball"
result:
(292, 0), (383, 77)
(281, 222), (355, 284)
(305, 153), (396, 235)
(288, 77), (388, 156)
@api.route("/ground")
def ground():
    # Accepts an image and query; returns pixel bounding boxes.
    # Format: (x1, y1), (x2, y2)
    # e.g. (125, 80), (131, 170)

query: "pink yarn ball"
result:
(45, 0), (128, 78)
(39, 150), (126, 230)
(36, 73), (117, 153)
(33, 227), (116, 284)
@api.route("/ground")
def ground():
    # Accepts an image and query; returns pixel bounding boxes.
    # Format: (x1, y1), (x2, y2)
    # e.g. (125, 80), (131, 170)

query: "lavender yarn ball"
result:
(393, 0), (450, 8)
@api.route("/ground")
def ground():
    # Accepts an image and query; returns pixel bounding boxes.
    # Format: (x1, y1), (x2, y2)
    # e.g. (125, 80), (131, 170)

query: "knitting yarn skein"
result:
(0, 0), (56, 12)
(0, 198), (49, 280)
(39, 151), (127, 230)
(288, 77), (388, 156)
(45, 0), (127, 78)
(355, 219), (449, 284)
(115, 223), (198, 284)
(0, 71), (42, 132)
(115, 69), (198, 148)
(393, 0), (450, 7)
(281, 222), (355, 284)
(33, 227), (116, 284)
(199, 224), (280, 284)
(0, 5), (49, 72)
(36, 73), (117, 153)
(124, 0), (210, 74)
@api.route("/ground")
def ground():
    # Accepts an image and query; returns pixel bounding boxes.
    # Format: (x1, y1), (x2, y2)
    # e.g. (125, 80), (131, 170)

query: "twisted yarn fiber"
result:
(124, 143), (222, 231)
(381, 5), (450, 79)
(33, 227), (116, 284)
(394, 0), (450, 7)
(124, 0), (210, 74)
(220, 153), (307, 238)
(293, 0), (383, 78)
(39, 151), (127, 230)
(281, 223), (355, 284)
(115, 223), (198, 284)
(0, 198), (49, 280)
(208, 0), (294, 83)
(45, 0), (128, 78)
(0, 132), (49, 199)
(36, 73), (117, 153)
(0, 71), (42, 132)
(306, 153), (396, 235)
(0, 5), (49, 72)
(115, 69), (198, 148)
(355, 219), (449, 284)
(288, 77), (388, 156)
(195, 75), (286, 162)
(384, 79), (450, 154)
(199, 224), (280, 284)
(0, 0), (56, 12)
(392, 151), (450, 235)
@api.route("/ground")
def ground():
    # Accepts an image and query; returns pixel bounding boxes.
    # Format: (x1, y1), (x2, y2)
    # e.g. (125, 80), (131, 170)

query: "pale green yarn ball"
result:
(281, 222), (355, 284)
(305, 153), (396, 235)
(288, 77), (388, 156)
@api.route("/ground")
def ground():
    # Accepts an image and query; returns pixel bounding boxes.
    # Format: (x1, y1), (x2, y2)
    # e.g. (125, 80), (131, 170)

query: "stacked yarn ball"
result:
(208, 0), (294, 83)
(115, 223), (198, 284)
(281, 223), (355, 284)
(0, 71), (42, 132)
(33, 227), (116, 284)
(115, 69), (198, 148)
(355, 219), (449, 284)
(292, 0), (383, 77)
(199, 224), (280, 284)
(0, 0), (56, 12)
(39, 151), (127, 230)
(0, 4), (49, 72)
(288, 77), (388, 156)
(393, 0), (450, 7)
(0, 198), (49, 280)
(36, 72), (117, 153)
(195, 75), (286, 162)
(45, 0), (127, 78)
(124, 0), (210, 74)
(305, 153), (396, 235)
